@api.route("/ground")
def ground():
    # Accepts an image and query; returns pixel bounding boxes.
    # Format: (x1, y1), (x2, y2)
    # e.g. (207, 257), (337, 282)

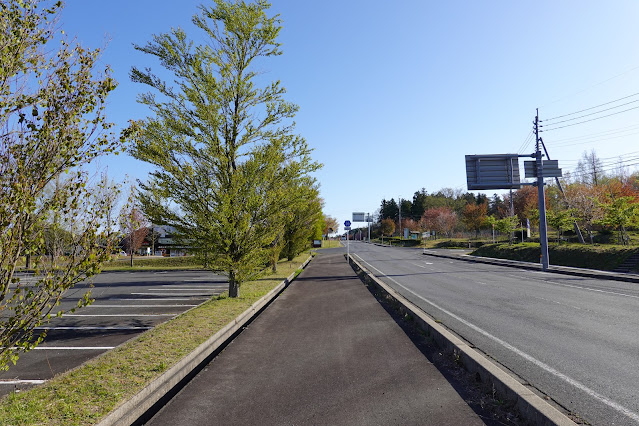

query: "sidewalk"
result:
(148, 251), (486, 425)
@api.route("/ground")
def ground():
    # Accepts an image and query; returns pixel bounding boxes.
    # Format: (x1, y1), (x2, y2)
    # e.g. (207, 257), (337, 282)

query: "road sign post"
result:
(344, 220), (351, 261)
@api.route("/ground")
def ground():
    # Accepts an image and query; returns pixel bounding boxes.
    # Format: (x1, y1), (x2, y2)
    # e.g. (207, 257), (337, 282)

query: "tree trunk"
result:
(228, 270), (239, 298)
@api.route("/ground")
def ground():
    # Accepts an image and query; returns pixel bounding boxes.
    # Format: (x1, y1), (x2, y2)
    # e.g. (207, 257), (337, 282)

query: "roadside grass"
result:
(102, 256), (205, 271)
(0, 252), (312, 426)
(471, 243), (638, 271)
(318, 240), (341, 249)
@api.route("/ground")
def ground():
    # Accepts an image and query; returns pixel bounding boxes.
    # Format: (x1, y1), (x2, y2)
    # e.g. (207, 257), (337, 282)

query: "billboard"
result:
(524, 160), (562, 178)
(353, 212), (372, 222)
(352, 212), (366, 222)
(465, 154), (521, 190)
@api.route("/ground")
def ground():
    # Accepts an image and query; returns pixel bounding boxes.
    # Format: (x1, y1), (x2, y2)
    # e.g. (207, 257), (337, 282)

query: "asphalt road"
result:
(348, 241), (639, 426)
(0, 270), (227, 396)
(148, 251), (485, 425)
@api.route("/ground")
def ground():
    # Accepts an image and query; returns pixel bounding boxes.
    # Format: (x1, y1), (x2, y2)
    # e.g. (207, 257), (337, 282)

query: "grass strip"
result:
(318, 240), (341, 249)
(102, 256), (205, 271)
(471, 243), (638, 271)
(0, 252), (312, 426)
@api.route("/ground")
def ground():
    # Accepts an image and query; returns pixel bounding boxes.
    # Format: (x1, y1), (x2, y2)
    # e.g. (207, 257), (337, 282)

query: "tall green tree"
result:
(283, 183), (322, 261)
(0, 0), (121, 369)
(596, 196), (639, 245)
(130, 0), (320, 298)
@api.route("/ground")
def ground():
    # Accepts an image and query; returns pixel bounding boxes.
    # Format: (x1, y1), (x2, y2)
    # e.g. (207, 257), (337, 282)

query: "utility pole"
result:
(509, 188), (514, 242)
(398, 197), (402, 238)
(367, 213), (371, 243)
(535, 109), (549, 271)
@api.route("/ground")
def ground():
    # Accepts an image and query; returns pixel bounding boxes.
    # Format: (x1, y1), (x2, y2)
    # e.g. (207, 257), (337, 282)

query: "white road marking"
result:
(537, 296), (582, 311)
(131, 293), (211, 297)
(544, 280), (639, 300)
(0, 380), (46, 385)
(148, 288), (219, 291)
(16, 346), (115, 350)
(63, 314), (175, 317)
(88, 305), (198, 308)
(35, 326), (152, 330)
(353, 254), (639, 423)
(107, 298), (199, 301)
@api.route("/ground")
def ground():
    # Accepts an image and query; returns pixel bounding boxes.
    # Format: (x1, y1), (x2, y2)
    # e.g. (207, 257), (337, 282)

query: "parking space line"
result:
(34, 346), (115, 350)
(148, 288), (220, 291)
(131, 293), (212, 297)
(88, 305), (198, 308)
(0, 380), (46, 385)
(63, 314), (175, 317)
(108, 298), (201, 301)
(35, 326), (152, 330)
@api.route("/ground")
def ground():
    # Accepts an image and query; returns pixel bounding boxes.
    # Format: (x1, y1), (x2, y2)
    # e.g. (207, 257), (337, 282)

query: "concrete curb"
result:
(422, 249), (639, 284)
(347, 255), (576, 426)
(97, 254), (314, 426)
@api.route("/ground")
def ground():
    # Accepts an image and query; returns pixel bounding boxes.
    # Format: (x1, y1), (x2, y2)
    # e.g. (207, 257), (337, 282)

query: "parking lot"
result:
(0, 270), (227, 396)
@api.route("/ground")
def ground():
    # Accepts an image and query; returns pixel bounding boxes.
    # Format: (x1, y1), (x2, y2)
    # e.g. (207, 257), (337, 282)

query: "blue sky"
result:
(60, 1), (639, 231)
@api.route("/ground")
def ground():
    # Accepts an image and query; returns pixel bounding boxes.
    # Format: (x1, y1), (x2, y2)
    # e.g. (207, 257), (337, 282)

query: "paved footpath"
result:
(148, 251), (486, 425)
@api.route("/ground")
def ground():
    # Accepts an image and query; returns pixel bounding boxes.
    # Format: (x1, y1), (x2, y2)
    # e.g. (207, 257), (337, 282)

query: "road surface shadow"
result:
(362, 279), (524, 426)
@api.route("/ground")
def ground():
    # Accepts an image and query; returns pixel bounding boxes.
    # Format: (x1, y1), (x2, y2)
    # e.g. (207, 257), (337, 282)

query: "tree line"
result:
(373, 150), (639, 244)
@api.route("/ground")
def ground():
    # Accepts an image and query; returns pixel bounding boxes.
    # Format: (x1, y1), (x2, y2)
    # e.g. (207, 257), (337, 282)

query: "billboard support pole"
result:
(535, 109), (550, 271)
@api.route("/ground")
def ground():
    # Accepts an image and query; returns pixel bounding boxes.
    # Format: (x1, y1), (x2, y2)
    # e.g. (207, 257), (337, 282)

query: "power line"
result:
(559, 151), (639, 163)
(543, 92), (639, 121)
(517, 129), (534, 154)
(541, 65), (639, 107)
(543, 105), (639, 131)
(562, 160), (639, 180)
(548, 131), (639, 148)
(542, 98), (639, 125)
(548, 123), (639, 143)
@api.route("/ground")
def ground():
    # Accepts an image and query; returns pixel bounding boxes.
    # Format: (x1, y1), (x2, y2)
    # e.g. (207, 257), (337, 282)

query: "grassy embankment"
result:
(0, 252), (312, 426)
(471, 242), (638, 271)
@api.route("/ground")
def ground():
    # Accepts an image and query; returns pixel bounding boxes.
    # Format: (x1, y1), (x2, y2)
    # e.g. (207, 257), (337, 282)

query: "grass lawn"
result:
(0, 252), (313, 426)
(102, 255), (205, 271)
(318, 240), (341, 249)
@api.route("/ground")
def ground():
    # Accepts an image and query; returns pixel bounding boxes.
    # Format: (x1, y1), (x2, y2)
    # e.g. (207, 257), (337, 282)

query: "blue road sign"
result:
(344, 220), (351, 227)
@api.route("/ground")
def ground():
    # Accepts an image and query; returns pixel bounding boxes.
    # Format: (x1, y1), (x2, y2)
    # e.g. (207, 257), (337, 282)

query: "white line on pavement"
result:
(34, 346), (115, 350)
(148, 288), (218, 291)
(0, 380), (46, 385)
(88, 305), (198, 308)
(131, 293), (210, 297)
(35, 326), (152, 330)
(63, 314), (175, 317)
(108, 298), (199, 301)
(352, 253), (639, 424)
